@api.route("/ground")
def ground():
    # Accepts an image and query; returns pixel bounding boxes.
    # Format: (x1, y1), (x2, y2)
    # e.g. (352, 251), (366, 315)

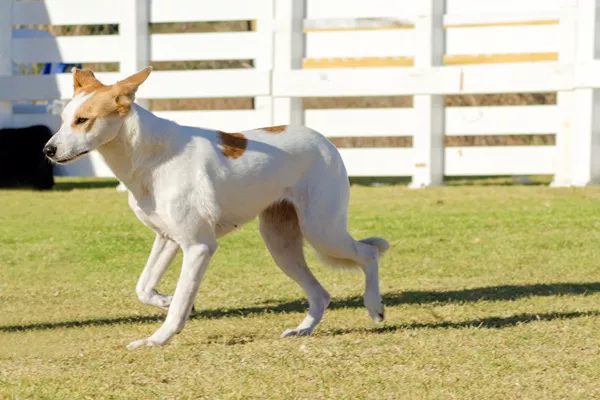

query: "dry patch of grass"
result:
(1, 179), (600, 399)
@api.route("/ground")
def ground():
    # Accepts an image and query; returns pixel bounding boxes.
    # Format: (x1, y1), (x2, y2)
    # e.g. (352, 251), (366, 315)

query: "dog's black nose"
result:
(43, 144), (57, 158)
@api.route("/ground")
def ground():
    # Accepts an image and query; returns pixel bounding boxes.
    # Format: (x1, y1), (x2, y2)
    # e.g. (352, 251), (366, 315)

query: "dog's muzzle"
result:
(43, 144), (57, 158)
(44, 147), (89, 164)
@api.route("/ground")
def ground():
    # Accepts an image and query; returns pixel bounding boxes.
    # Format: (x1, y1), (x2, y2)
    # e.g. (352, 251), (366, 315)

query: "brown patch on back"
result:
(260, 125), (287, 134)
(218, 131), (247, 159)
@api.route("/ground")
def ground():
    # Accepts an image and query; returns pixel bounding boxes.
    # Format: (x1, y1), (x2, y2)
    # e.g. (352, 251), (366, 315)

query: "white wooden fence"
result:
(2, 0), (600, 186)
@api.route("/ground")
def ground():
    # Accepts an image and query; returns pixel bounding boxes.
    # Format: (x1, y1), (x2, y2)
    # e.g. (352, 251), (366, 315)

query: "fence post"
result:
(551, 3), (577, 187)
(570, 0), (600, 186)
(0, 0), (13, 128)
(120, 0), (150, 110)
(254, 0), (275, 126)
(409, 0), (445, 188)
(273, 0), (305, 126)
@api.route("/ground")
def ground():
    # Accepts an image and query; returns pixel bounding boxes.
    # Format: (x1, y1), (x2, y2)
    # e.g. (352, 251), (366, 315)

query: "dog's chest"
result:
(128, 193), (174, 238)
(136, 208), (172, 238)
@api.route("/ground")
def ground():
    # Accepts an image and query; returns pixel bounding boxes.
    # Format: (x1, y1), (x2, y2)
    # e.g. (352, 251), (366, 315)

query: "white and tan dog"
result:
(43, 67), (390, 349)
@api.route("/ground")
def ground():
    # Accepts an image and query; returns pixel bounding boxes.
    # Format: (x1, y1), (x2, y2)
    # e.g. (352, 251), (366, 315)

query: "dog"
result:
(43, 67), (390, 349)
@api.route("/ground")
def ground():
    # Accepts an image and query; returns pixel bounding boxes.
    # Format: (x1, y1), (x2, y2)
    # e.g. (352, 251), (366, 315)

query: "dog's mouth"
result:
(51, 151), (90, 164)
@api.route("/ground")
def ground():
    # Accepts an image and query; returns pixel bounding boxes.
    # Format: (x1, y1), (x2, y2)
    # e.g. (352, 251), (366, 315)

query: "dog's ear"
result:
(113, 67), (153, 115)
(116, 67), (153, 97)
(73, 68), (103, 95)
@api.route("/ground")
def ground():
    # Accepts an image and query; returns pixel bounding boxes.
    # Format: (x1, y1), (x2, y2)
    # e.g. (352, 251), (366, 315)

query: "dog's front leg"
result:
(136, 234), (179, 309)
(127, 238), (217, 349)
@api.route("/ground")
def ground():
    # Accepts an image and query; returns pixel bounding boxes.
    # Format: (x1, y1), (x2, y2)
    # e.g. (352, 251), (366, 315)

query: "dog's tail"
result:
(314, 236), (390, 269)
(360, 236), (390, 257)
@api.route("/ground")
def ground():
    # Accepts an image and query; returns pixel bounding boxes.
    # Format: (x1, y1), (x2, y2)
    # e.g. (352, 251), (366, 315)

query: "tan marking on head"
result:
(218, 131), (247, 159)
(70, 67), (153, 132)
(71, 87), (118, 132)
(260, 125), (287, 134)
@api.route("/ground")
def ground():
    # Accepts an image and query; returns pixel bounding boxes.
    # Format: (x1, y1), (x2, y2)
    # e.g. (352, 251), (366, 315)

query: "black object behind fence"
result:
(0, 125), (54, 190)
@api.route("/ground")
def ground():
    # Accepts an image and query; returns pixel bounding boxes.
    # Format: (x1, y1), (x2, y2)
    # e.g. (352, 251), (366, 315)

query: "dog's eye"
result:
(75, 117), (89, 125)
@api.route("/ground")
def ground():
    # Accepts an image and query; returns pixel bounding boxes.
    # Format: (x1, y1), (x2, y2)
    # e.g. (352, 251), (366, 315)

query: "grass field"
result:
(1, 178), (600, 399)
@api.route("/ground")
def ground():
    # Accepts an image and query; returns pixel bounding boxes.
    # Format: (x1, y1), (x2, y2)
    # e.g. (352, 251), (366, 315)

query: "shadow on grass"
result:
(327, 310), (600, 336)
(52, 179), (120, 191)
(329, 282), (600, 310)
(1, 282), (599, 333)
(0, 179), (120, 192)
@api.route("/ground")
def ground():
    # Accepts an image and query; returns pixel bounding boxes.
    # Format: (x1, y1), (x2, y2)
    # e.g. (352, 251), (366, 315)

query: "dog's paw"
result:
(153, 294), (173, 310)
(139, 291), (173, 310)
(126, 338), (165, 350)
(151, 295), (196, 314)
(364, 293), (385, 324)
(280, 328), (313, 338)
(371, 310), (384, 324)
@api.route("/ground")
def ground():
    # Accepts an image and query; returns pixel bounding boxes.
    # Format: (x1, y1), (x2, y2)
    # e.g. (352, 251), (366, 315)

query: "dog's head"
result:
(43, 67), (152, 164)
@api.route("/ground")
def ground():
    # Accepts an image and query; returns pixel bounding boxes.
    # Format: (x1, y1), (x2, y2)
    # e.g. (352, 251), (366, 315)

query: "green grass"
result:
(1, 178), (600, 399)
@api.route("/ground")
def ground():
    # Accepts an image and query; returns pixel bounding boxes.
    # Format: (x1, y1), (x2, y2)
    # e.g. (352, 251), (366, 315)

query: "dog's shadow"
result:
(1, 282), (599, 334)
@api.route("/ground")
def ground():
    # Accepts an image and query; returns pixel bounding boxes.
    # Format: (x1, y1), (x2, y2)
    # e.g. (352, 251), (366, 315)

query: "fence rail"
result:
(2, 0), (600, 186)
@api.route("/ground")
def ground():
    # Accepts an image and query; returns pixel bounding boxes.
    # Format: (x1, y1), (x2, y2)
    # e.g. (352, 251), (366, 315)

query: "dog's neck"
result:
(97, 104), (174, 192)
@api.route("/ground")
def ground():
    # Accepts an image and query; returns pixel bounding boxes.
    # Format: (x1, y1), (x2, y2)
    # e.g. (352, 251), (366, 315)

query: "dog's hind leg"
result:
(259, 200), (331, 337)
(295, 168), (389, 324)
(136, 234), (179, 309)
(301, 218), (386, 323)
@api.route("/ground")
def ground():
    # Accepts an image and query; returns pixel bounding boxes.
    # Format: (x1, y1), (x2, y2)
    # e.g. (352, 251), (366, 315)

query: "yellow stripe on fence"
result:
(444, 19), (558, 29)
(251, 19), (560, 67)
(443, 53), (558, 65)
(302, 53), (558, 68)
(304, 19), (558, 32)
(303, 57), (414, 68)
